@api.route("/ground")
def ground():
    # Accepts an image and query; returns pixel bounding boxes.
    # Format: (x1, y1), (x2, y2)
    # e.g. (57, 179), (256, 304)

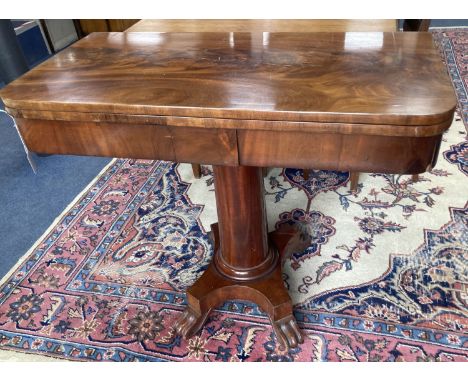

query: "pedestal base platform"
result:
(174, 222), (310, 349)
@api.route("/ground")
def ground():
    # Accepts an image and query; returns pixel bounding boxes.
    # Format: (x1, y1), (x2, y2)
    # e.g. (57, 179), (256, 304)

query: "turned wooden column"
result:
(174, 165), (305, 349)
(212, 166), (277, 280)
(3, 30), (454, 351)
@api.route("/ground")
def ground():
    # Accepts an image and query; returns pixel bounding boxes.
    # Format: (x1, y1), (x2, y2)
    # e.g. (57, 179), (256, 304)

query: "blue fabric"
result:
(17, 25), (50, 67)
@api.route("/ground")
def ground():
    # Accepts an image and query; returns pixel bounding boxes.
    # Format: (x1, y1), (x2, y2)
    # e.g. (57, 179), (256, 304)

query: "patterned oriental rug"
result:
(0, 30), (467, 362)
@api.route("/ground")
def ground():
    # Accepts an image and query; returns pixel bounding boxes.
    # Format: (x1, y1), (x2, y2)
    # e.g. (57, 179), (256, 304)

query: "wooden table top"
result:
(127, 19), (397, 33)
(1, 32), (455, 131)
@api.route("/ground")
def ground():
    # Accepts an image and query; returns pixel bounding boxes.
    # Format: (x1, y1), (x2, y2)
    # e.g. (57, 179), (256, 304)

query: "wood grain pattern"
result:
(78, 19), (109, 34)
(237, 130), (442, 173)
(170, 126), (238, 165)
(127, 19), (398, 182)
(175, 221), (309, 349)
(14, 118), (237, 165)
(212, 166), (272, 277)
(15, 117), (444, 172)
(127, 19), (397, 33)
(78, 19), (139, 35)
(108, 19), (140, 32)
(349, 172), (360, 192)
(191, 164), (201, 179)
(14, 118), (174, 160)
(0, 32), (456, 127)
(3, 26), (456, 348)
(6, 107), (452, 138)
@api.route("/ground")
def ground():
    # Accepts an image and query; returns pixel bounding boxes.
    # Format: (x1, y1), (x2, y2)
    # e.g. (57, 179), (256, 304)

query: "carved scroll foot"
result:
(273, 315), (305, 350)
(174, 222), (312, 349)
(174, 307), (211, 339)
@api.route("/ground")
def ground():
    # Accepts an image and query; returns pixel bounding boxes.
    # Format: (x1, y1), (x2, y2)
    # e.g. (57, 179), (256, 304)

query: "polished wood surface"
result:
(0, 32), (455, 127)
(77, 19), (109, 34)
(14, 118), (239, 166)
(128, 20), (398, 181)
(191, 164), (202, 179)
(212, 166), (273, 279)
(176, 221), (309, 349)
(237, 130), (442, 173)
(108, 19), (140, 32)
(7, 108), (453, 137)
(349, 172), (360, 192)
(127, 19), (397, 33)
(12, 117), (444, 173)
(0, 29), (456, 348)
(77, 19), (139, 35)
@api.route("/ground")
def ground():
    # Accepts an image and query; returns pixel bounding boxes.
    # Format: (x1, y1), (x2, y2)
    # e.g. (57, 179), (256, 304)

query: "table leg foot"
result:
(273, 315), (305, 350)
(174, 307), (211, 339)
(174, 222), (311, 349)
(191, 163), (202, 179)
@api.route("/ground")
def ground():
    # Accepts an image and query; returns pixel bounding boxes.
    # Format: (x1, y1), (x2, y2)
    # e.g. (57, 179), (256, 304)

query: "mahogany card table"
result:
(0, 31), (456, 348)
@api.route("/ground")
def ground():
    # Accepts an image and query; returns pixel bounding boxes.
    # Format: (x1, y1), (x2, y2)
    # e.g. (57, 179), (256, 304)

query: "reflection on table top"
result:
(0, 31), (455, 127)
(127, 19), (398, 33)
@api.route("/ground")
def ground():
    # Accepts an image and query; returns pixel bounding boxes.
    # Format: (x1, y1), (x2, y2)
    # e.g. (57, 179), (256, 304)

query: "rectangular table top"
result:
(1, 32), (455, 130)
(127, 19), (397, 33)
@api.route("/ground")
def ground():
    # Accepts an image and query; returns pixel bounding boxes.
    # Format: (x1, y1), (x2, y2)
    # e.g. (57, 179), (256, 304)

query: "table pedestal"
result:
(174, 166), (310, 349)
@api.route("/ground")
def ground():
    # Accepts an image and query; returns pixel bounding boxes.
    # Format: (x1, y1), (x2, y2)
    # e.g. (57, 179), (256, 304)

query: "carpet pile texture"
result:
(0, 29), (466, 362)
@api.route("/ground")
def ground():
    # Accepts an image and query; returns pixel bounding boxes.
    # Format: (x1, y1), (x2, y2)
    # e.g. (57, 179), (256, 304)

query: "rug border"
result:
(0, 158), (116, 288)
(2, 29), (467, 362)
(431, 28), (468, 133)
(0, 158), (117, 361)
(0, 346), (69, 362)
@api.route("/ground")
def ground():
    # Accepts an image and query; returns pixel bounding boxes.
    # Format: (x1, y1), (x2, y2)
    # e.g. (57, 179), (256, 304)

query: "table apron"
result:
(16, 118), (442, 174)
(237, 130), (442, 174)
(15, 118), (238, 166)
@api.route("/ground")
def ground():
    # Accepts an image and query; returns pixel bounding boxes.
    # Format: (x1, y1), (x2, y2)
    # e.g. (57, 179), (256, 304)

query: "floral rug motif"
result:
(444, 141), (468, 176)
(0, 29), (467, 362)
